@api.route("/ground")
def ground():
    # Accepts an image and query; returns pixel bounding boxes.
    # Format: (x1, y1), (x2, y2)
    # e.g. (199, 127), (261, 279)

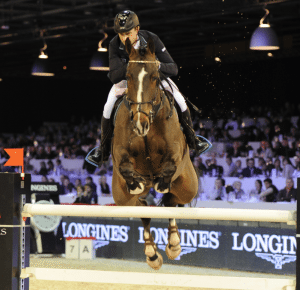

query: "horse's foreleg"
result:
(119, 154), (146, 195)
(154, 160), (176, 194)
(166, 218), (181, 260)
(141, 218), (163, 270)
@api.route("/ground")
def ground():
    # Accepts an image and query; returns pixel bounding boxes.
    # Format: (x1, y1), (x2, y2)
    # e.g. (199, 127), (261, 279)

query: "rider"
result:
(87, 10), (211, 167)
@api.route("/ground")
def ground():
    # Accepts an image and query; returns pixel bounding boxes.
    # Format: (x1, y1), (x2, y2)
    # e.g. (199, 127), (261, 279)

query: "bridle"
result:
(123, 60), (164, 124)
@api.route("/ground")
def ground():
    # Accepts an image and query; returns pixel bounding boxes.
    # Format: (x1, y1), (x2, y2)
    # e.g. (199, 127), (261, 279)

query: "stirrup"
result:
(195, 135), (212, 155)
(85, 147), (102, 167)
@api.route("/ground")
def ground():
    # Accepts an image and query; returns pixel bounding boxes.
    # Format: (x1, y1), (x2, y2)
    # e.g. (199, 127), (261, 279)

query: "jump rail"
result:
(20, 267), (296, 290)
(22, 204), (296, 224)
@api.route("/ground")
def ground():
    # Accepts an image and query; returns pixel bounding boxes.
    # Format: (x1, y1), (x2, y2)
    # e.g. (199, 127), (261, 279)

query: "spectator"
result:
(45, 146), (57, 159)
(207, 158), (223, 177)
(226, 141), (244, 158)
(259, 178), (278, 202)
(266, 157), (275, 174)
(74, 185), (90, 204)
(59, 174), (67, 186)
(288, 127), (300, 143)
(205, 159), (211, 170)
(85, 176), (97, 193)
(257, 157), (265, 171)
(38, 161), (48, 176)
(274, 138), (295, 158)
(232, 181), (246, 201)
(63, 177), (76, 194)
(47, 160), (54, 175)
(294, 140), (300, 157)
(99, 175), (111, 195)
(207, 178), (226, 201)
(74, 178), (82, 188)
(85, 184), (98, 204)
(294, 156), (300, 169)
(277, 178), (297, 202)
(193, 157), (207, 177)
(35, 146), (48, 159)
(225, 185), (235, 202)
(24, 158), (35, 174)
(73, 145), (87, 159)
(241, 158), (262, 178)
(224, 156), (237, 177)
(260, 126), (274, 142)
(54, 159), (65, 176)
(260, 160), (271, 177)
(231, 159), (243, 177)
(249, 179), (262, 202)
(224, 117), (239, 131)
(63, 146), (72, 159)
(271, 158), (283, 177)
(282, 157), (295, 179)
(292, 163), (300, 177)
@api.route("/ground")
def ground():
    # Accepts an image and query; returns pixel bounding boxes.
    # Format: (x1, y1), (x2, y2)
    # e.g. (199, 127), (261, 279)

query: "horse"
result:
(111, 37), (199, 270)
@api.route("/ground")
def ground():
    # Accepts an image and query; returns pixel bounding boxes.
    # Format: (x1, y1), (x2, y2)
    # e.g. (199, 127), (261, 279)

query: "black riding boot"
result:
(181, 108), (211, 155)
(86, 116), (113, 167)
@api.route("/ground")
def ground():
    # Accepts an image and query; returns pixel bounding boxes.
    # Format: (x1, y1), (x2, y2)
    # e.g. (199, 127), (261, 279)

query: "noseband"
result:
(123, 60), (164, 124)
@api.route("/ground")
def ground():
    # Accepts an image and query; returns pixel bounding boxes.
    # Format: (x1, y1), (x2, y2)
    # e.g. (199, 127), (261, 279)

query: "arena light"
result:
(250, 8), (279, 50)
(89, 30), (109, 71)
(31, 30), (55, 76)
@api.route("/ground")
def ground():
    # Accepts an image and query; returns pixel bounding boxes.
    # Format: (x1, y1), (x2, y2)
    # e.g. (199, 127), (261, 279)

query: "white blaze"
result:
(137, 67), (148, 132)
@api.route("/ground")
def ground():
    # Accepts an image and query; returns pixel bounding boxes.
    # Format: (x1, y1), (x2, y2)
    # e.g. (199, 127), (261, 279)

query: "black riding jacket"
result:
(107, 30), (178, 84)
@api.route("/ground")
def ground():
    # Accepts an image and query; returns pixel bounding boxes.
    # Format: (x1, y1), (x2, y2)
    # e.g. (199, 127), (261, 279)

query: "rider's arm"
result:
(148, 32), (178, 77)
(107, 41), (127, 84)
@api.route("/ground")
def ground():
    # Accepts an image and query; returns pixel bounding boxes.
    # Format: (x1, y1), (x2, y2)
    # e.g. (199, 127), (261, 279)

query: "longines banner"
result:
(62, 217), (296, 275)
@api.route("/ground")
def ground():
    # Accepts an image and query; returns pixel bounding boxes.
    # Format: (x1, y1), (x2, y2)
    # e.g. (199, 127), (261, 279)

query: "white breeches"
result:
(103, 78), (187, 119)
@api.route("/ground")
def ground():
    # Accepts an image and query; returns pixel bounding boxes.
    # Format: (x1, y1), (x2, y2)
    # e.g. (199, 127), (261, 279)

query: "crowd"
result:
(0, 102), (299, 204)
(204, 177), (297, 203)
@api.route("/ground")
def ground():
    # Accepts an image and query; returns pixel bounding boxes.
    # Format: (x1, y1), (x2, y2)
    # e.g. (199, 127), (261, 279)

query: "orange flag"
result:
(4, 148), (24, 169)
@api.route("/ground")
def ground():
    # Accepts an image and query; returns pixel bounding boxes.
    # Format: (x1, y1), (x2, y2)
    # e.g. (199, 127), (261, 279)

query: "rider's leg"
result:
(161, 78), (211, 155)
(87, 80), (127, 166)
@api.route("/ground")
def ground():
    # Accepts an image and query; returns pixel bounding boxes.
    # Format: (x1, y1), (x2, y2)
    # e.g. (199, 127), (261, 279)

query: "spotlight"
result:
(250, 8), (279, 50)
(31, 30), (54, 76)
(90, 30), (109, 71)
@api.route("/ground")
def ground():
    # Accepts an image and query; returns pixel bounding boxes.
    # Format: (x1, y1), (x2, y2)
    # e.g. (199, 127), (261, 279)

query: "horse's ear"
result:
(148, 36), (155, 55)
(125, 38), (133, 55)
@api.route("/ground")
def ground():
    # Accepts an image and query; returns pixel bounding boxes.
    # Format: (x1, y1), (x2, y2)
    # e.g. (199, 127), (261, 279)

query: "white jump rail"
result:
(20, 267), (296, 290)
(22, 204), (296, 224)
(20, 203), (297, 290)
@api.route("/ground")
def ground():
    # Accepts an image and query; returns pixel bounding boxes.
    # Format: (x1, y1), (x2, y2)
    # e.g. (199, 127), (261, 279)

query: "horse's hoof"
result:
(154, 181), (169, 194)
(146, 251), (163, 270)
(128, 182), (144, 195)
(165, 243), (181, 260)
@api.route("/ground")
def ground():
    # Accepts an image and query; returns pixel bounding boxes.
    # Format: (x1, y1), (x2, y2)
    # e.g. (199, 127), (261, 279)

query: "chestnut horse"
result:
(111, 37), (199, 270)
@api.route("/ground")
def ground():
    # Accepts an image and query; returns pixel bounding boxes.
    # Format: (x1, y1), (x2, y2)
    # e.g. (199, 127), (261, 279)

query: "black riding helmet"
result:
(114, 10), (140, 34)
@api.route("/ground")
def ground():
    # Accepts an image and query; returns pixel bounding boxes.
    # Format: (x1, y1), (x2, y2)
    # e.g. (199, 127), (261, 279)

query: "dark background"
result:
(1, 55), (299, 134)
(1, 0), (299, 134)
